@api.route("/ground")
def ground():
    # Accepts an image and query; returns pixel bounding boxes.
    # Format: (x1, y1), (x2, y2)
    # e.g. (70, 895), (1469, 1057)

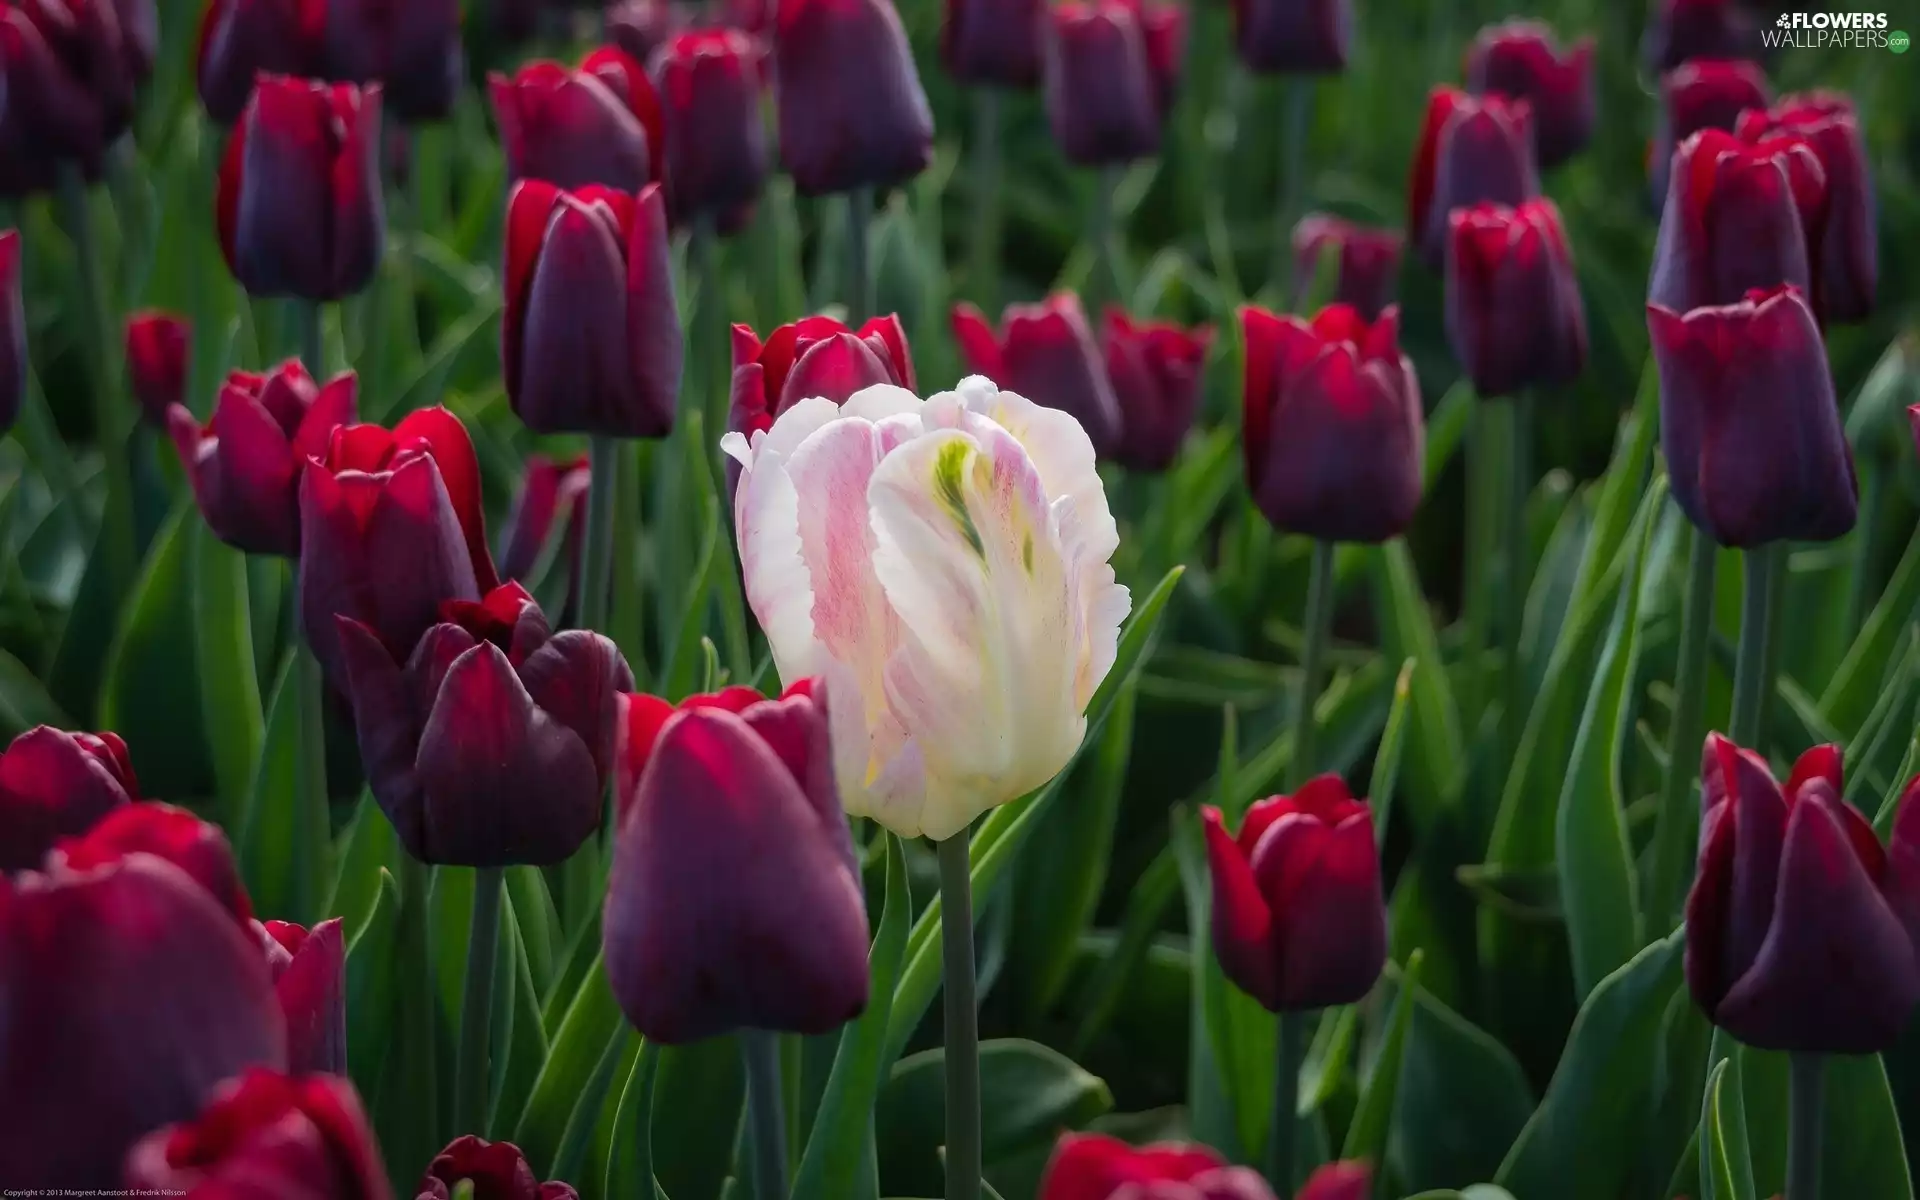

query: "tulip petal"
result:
(733, 437), (825, 690)
(0, 727), (135, 872)
(1251, 810), (1387, 1009)
(335, 615), (427, 856)
(519, 629), (633, 785)
(276, 918), (346, 1075)
(1202, 805), (1278, 1009)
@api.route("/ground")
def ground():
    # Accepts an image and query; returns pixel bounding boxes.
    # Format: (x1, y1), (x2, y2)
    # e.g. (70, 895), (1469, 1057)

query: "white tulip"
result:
(720, 376), (1131, 841)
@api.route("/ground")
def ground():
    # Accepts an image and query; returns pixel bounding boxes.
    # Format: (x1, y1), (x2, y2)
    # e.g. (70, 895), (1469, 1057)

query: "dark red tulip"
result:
(604, 680), (869, 1043)
(217, 76), (385, 302)
(1406, 87), (1539, 266)
(1643, 0), (1759, 71)
(943, 0), (1044, 87)
(651, 29), (770, 222)
(491, 48), (663, 193)
(499, 454), (590, 590)
(1203, 775), (1387, 1011)
(1465, 20), (1595, 168)
(1297, 1162), (1373, 1200)
(1037, 1132), (1277, 1200)
(1240, 304), (1423, 542)
(1445, 198), (1587, 398)
(318, 0), (461, 123)
(0, 0), (139, 177)
(417, 1135), (579, 1200)
(52, 802), (252, 926)
(123, 1068), (387, 1198)
(0, 230), (21, 435)
(298, 407), (499, 688)
(1042, 1), (1162, 166)
(196, 0), (319, 124)
(1650, 59), (1772, 205)
(1103, 309), (1212, 472)
(1686, 736), (1920, 1053)
(260, 918), (347, 1075)
(1122, 0), (1184, 117)
(0, 726), (136, 873)
(335, 582), (630, 866)
(0, 856), (285, 1187)
(1738, 93), (1876, 323)
(169, 361), (359, 558)
(774, 0), (933, 196)
(1290, 213), (1403, 320)
(1232, 0), (1349, 74)
(953, 293), (1122, 455)
(124, 310), (190, 428)
(728, 313), (915, 440)
(608, 0), (687, 64)
(1648, 127), (1824, 317)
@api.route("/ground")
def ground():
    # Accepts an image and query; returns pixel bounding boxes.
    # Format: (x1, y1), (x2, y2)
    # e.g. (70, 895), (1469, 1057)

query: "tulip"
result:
(1102, 309), (1212, 472)
(729, 313), (916, 441)
(1738, 93), (1876, 322)
(774, 0), (934, 196)
(1465, 20), (1595, 168)
(0, 230), (23, 437)
(1296, 1162), (1373, 1200)
(723, 377), (1130, 840)
(608, 0), (686, 64)
(490, 48), (663, 194)
(1650, 123), (1826, 314)
(1650, 59), (1772, 205)
(123, 1068), (387, 1197)
(1202, 775), (1387, 1011)
(499, 454), (590, 589)
(124, 310), (190, 428)
(51, 802), (253, 926)
(1649, 286), (1854, 548)
(651, 30), (771, 222)
(952, 294), (1123, 456)
(0, 0), (139, 176)
(217, 77), (385, 302)
(260, 918), (347, 1075)
(0, 726), (136, 872)
(501, 181), (683, 438)
(1124, 0), (1185, 118)
(604, 681), (869, 1042)
(1039, 1133), (1275, 1199)
(1232, 0), (1350, 75)
(318, 0), (461, 123)
(0, 856), (285, 1187)
(1042, 1), (1163, 166)
(1290, 213), (1403, 320)
(418, 1134), (578, 1199)
(195, 0), (318, 124)
(943, 0), (1045, 87)
(1240, 303), (1423, 543)
(1406, 87), (1539, 266)
(1643, 0), (1759, 72)
(114, 0), (157, 78)
(1444, 198), (1587, 398)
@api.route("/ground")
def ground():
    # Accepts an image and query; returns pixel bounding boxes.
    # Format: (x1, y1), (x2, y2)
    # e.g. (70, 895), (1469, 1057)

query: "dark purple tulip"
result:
(1444, 198), (1587, 398)
(1465, 20), (1595, 168)
(318, 0), (461, 123)
(1290, 213), (1403, 320)
(1649, 59), (1772, 205)
(608, 0), (687, 64)
(1406, 87), (1539, 266)
(1123, 0), (1185, 117)
(416, 1135), (580, 1200)
(774, 0), (933, 196)
(1103, 308), (1212, 472)
(499, 454), (590, 589)
(501, 181), (682, 437)
(169, 361), (359, 558)
(1643, 0), (1760, 71)
(261, 919), (346, 1076)
(943, 0), (1044, 87)
(335, 582), (630, 866)
(52, 802), (253, 926)
(1232, 0), (1350, 74)
(1648, 127), (1825, 316)
(1649, 285), (1854, 548)
(1042, 1), (1162, 166)
(1202, 776), (1387, 1011)
(953, 293), (1122, 456)
(0, 856), (286, 1188)
(491, 48), (663, 193)
(0, 0), (139, 177)
(124, 310), (189, 428)
(1739, 93), (1876, 323)
(217, 76), (385, 302)
(0, 726), (136, 873)
(729, 313), (915, 439)
(123, 1068), (387, 1198)
(114, 0), (157, 77)
(1240, 303), (1423, 543)
(604, 680), (869, 1043)
(195, 0), (318, 124)
(0, 230), (20, 435)
(651, 29), (770, 222)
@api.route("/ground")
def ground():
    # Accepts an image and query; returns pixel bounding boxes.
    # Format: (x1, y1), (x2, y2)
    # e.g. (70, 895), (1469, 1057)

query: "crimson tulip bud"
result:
(1738, 93), (1876, 323)
(1464, 20), (1595, 169)
(651, 30), (770, 222)
(1037, 1132), (1279, 1199)
(417, 1135), (579, 1200)
(1406, 87), (1539, 266)
(1291, 213), (1403, 320)
(1240, 304), (1423, 542)
(1103, 309), (1212, 473)
(0, 726), (136, 872)
(1232, 0), (1349, 74)
(318, 0), (460, 123)
(952, 293), (1122, 455)
(491, 48), (663, 193)
(261, 917), (347, 1075)
(218, 77), (385, 302)
(1649, 128), (1824, 319)
(774, 0), (933, 196)
(1043, 1), (1162, 166)
(123, 1069), (386, 1197)
(196, 0), (317, 124)
(729, 313), (915, 440)
(499, 454), (590, 591)
(124, 310), (189, 428)
(1203, 776), (1387, 1011)
(52, 802), (252, 926)
(0, 857), (285, 1187)
(1650, 59), (1772, 205)
(0, 231), (23, 438)
(604, 681), (870, 1043)
(1649, 286), (1854, 548)
(336, 583), (630, 866)
(1444, 198), (1587, 398)
(608, 0), (686, 64)
(1643, 0), (1759, 71)
(943, 0), (1044, 87)
(170, 361), (359, 558)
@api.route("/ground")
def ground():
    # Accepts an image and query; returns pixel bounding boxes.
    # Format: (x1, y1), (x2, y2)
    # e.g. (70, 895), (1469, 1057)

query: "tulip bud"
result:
(0, 230), (22, 435)
(417, 1135), (578, 1199)
(651, 30), (770, 222)
(123, 1069), (386, 1197)
(319, 0), (461, 123)
(1290, 214), (1403, 320)
(1037, 1132), (1282, 1199)
(604, 681), (870, 1042)
(1232, 0), (1350, 74)
(1203, 776), (1387, 1011)
(218, 77), (385, 301)
(1465, 20), (1595, 168)
(1102, 309), (1212, 473)
(1407, 87), (1539, 266)
(170, 362), (359, 558)
(0, 0), (138, 175)
(723, 378), (1130, 841)
(943, 0), (1045, 87)
(952, 294), (1123, 456)
(1444, 198), (1587, 398)
(261, 917), (347, 1075)
(774, 0), (934, 196)
(196, 0), (318, 124)
(52, 802), (253, 925)
(1643, 0), (1759, 72)
(608, 0), (686, 65)
(1126, 0), (1186, 118)
(1042, 1), (1163, 167)
(1650, 286), (1854, 548)
(491, 48), (662, 193)
(1240, 304), (1423, 542)
(1297, 1162), (1373, 1200)
(1738, 93), (1876, 323)
(124, 310), (190, 428)
(0, 726), (137, 872)
(729, 313), (916, 441)
(1650, 59), (1772, 205)
(499, 454), (590, 590)
(0, 857), (286, 1187)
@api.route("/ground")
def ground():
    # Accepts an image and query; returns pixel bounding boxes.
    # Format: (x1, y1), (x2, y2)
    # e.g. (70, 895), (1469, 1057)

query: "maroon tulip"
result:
(52, 802), (252, 926)
(651, 29), (770, 222)
(318, 0), (460, 123)
(0, 726), (136, 872)
(1444, 198), (1587, 398)
(499, 454), (590, 590)
(1232, 0), (1349, 75)
(0, 230), (21, 436)
(1643, 0), (1759, 71)
(196, 0), (319, 124)
(774, 0), (933, 196)
(1465, 20), (1595, 169)
(1123, 0), (1184, 118)
(1296, 1162), (1373, 1200)
(259, 918), (347, 1075)
(1203, 775), (1387, 1011)
(1043, 1), (1162, 166)
(217, 77), (385, 301)
(335, 582), (630, 866)
(1648, 127), (1824, 316)
(123, 1068), (387, 1197)
(729, 314), (915, 440)
(417, 1135), (579, 1200)
(1406, 87), (1539, 266)
(0, 856), (285, 1187)
(604, 681), (869, 1043)
(1240, 303), (1423, 543)
(1648, 285), (1854, 548)
(1103, 309), (1212, 472)
(0, 0), (140, 178)
(953, 293), (1122, 455)
(124, 310), (190, 428)
(608, 0), (687, 64)
(1290, 213), (1403, 320)
(491, 48), (663, 194)
(1650, 59), (1772, 205)
(943, 0), (1044, 87)
(1738, 93), (1875, 322)
(1037, 1132), (1287, 1199)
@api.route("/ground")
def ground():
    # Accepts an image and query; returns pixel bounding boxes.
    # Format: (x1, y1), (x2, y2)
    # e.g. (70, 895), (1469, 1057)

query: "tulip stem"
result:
(1269, 78), (1313, 295)
(1091, 165), (1124, 310)
(1730, 544), (1782, 747)
(1787, 1052), (1826, 1200)
(937, 830), (982, 1200)
(742, 1029), (788, 1200)
(297, 301), (325, 376)
(293, 641), (328, 921)
(454, 866), (503, 1138)
(1290, 539), (1336, 788)
(1270, 1009), (1306, 1197)
(580, 434), (620, 634)
(846, 187), (873, 323)
(1647, 528), (1717, 933)
(1499, 391), (1532, 765)
(55, 164), (135, 586)
(968, 88), (1002, 312)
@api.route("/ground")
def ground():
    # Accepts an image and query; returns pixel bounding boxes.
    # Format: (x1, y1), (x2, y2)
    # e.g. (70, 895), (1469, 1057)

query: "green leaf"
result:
(507, 864), (562, 996)
(652, 1035), (745, 1199)
(491, 900), (551, 1143)
(1813, 1052), (1914, 1200)
(514, 954), (626, 1175)
(191, 520), (263, 824)
(1367, 540), (1463, 835)
(324, 793), (404, 944)
(1700, 1057), (1756, 1200)
(1822, 518), (1920, 736)
(1370, 658), (1416, 847)
(605, 1040), (667, 1200)
(1342, 949), (1422, 1163)
(0, 645), (69, 736)
(376, 294), (503, 423)
(344, 867), (401, 1125)
(236, 650), (330, 923)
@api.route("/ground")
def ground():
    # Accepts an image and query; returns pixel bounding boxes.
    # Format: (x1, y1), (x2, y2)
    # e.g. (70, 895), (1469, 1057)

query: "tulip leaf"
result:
(507, 864), (563, 996)
(236, 647), (331, 924)
(1700, 1057), (1756, 1200)
(652, 1034), (747, 1198)
(324, 792), (404, 946)
(1342, 949), (1423, 1163)
(551, 1025), (638, 1186)
(1370, 657), (1416, 848)
(376, 293), (503, 423)
(490, 900), (550, 1144)
(605, 1040), (668, 1200)
(0, 644), (67, 738)
(1367, 539), (1462, 836)
(190, 519), (263, 825)
(344, 867), (401, 1127)
(1815, 1051), (1915, 1200)
(1821, 516), (1920, 737)
(513, 954), (626, 1175)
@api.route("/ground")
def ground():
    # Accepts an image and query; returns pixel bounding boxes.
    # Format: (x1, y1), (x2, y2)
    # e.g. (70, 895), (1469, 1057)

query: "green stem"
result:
(846, 187), (873, 323)
(580, 435), (621, 633)
(937, 831), (982, 1200)
(293, 641), (328, 922)
(454, 867), (503, 1137)
(1270, 1010), (1307, 1197)
(1461, 396), (1507, 721)
(968, 88), (1002, 312)
(56, 163), (135, 580)
(1729, 545), (1782, 747)
(397, 853), (442, 1156)
(1269, 78), (1314, 295)
(1290, 539), (1336, 788)
(298, 301), (325, 376)
(1500, 391), (1533, 762)
(1090, 165), (1124, 309)
(1647, 528), (1716, 933)
(692, 219), (726, 457)
(1787, 1052), (1826, 1200)
(742, 1029), (788, 1200)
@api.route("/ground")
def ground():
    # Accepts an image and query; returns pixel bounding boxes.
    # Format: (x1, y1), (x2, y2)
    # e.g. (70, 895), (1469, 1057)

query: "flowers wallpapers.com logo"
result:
(1763, 11), (1904, 50)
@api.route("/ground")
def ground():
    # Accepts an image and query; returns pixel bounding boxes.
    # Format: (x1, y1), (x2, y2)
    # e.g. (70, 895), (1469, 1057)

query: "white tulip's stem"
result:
(742, 1028), (788, 1200)
(454, 866), (503, 1138)
(1290, 539), (1336, 789)
(1648, 529), (1716, 931)
(938, 831), (983, 1200)
(1787, 1052), (1826, 1200)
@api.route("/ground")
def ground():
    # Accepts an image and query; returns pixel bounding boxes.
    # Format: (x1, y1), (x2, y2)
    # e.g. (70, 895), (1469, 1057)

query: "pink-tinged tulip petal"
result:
(124, 1068), (387, 1197)
(1465, 21), (1594, 168)
(1291, 214), (1403, 321)
(0, 726), (137, 872)
(1039, 1132), (1232, 1200)
(267, 917), (347, 1075)
(775, 0), (933, 196)
(943, 0), (1044, 87)
(52, 802), (252, 925)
